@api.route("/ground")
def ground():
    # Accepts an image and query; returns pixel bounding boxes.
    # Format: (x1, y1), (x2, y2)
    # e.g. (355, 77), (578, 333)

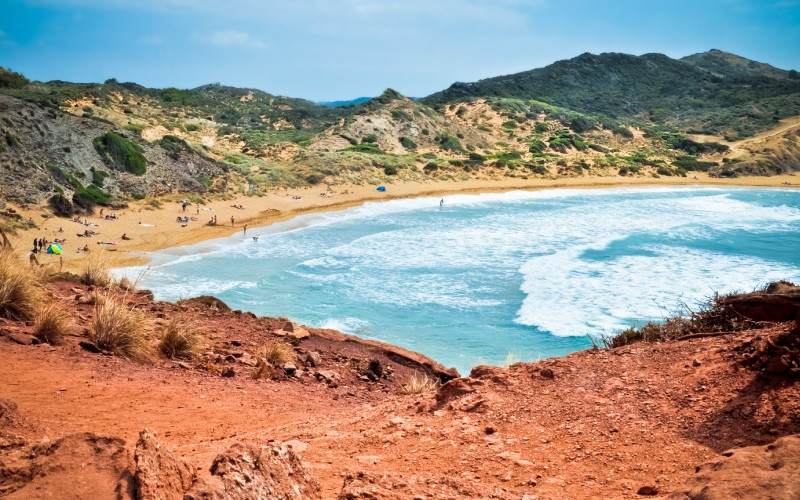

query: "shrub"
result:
(613, 125), (634, 138)
(0, 248), (41, 320)
(434, 133), (464, 153)
(423, 162), (439, 172)
(185, 123), (201, 132)
(528, 140), (546, 154)
(157, 135), (188, 159)
(90, 296), (150, 362)
(673, 155), (718, 172)
(401, 372), (437, 394)
(48, 193), (74, 217)
(93, 132), (147, 175)
(158, 320), (204, 360)
(91, 168), (109, 187)
(384, 165), (398, 175)
(468, 152), (486, 163)
(33, 305), (68, 345)
(534, 122), (549, 133)
(361, 134), (378, 144)
(569, 115), (597, 133)
(606, 293), (759, 348)
(502, 120), (517, 129)
(258, 340), (294, 365)
(0, 67), (30, 89)
(176, 295), (231, 311)
(72, 185), (111, 211)
(344, 143), (383, 154)
(399, 137), (417, 150)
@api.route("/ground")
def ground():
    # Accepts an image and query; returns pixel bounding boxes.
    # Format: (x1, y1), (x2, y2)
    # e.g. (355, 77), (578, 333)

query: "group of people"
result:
(31, 237), (51, 253)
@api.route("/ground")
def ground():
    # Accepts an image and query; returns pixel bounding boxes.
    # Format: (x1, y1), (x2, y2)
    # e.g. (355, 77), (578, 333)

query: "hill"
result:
(1, 49), (800, 221)
(423, 50), (800, 140)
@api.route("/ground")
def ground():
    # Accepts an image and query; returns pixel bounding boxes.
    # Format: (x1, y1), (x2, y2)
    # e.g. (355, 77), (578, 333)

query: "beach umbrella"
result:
(46, 243), (62, 255)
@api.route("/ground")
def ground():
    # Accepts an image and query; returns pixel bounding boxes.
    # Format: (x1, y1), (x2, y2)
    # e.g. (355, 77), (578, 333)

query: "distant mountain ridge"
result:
(318, 97), (372, 108)
(423, 49), (800, 138)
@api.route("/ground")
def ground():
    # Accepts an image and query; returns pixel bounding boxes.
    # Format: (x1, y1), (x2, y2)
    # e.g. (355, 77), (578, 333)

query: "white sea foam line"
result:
(119, 186), (753, 272)
(516, 244), (800, 337)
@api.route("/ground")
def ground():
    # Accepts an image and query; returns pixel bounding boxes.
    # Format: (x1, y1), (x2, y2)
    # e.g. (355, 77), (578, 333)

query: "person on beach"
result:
(231, 216), (235, 227)
(243, 225), (247, 235)
(440, 198), (444, 207)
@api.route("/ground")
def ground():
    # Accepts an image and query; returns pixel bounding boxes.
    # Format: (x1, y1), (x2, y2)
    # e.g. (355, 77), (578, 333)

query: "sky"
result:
(1, 0), (799, 101)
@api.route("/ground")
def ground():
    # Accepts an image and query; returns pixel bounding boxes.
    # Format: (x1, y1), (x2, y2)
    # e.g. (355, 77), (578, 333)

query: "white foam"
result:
(516, 244), (800, 337)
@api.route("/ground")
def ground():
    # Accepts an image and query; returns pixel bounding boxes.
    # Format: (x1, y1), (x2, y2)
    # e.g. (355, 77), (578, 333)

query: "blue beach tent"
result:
(377, 185), (386, 192)
(46, 243), (62, 255)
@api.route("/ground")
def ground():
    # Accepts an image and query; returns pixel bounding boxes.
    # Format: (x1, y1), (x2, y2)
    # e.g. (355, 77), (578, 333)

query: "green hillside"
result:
(423, 50), (800, 139)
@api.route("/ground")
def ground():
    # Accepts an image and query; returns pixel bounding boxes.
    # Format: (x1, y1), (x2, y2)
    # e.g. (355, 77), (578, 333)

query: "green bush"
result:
(528, 140), (546, 153)
(185, 123), (201, 132)
(569, 115), (597, 133)
(435, 133), (464, 153)
(73, 184), (111, 211)
(423, 162), (439, 172)
(384, 165), (398, 175)
(48, 194), (74, 217)
(0, 67), (29, 89)
(344, 143), (383, 154)
(93, 132), (147, 175)
(534, 122), (549, 133)
(502, 120), (517, 129)
(157, 135), (188, 159)
(198, 176), (212, 188)
(399, 137), (417, 150)
(613, 126), (634, 138)
(673, 155), (717, 172)
(361, 134), (378, 144)
(91, 168), (109, 187)
(421, 152), (437, 159)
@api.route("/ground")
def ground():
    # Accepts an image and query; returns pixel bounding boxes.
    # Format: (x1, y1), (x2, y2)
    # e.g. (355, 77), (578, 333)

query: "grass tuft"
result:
(401, 372), (437, 395)
(89, 296), (150, 362)
(81, 259), (112, 287)
(33, 304), (69, 345)
(257, 340), (294, 365)
(0, 248), (42, 320)
(158, 320), (204, 360)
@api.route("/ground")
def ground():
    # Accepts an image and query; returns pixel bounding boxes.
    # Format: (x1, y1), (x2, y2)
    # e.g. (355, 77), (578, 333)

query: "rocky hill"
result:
(1, 49), (799, 217)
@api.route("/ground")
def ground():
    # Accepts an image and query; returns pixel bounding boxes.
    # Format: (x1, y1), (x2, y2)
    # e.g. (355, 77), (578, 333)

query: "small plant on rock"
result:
(258, 340), (294, 365)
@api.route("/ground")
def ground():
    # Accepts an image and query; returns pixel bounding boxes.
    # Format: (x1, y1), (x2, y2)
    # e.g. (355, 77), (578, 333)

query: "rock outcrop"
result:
(671, 434), (800, 499)
(184, 442), (321, 499)
(134, 429), (196, 500)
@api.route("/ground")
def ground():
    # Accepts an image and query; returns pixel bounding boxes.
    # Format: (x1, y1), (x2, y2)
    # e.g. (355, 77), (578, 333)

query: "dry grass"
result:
(158, 320), (204, 360)
(607, 292), (761, 348)
(80, 258), (112, 287)
(401, 372), (438, 395)
(89, 296), (151, 362)
(117, 276), (136, 292)
(33, 304), (69, 345)
(0, 248), (42, 320)
(257, 340), (294, 365)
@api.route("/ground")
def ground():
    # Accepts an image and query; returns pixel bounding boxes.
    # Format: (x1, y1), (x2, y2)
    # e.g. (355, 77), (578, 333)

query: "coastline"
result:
(7, 172), (798, 272)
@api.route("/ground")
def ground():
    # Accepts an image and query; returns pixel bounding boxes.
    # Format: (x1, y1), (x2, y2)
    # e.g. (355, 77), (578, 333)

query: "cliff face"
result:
(0, 278), (798, 498)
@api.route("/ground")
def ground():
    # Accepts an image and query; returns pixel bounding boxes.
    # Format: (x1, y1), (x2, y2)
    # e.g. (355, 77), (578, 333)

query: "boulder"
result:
(183, 442), (320, 500)
(134, 429), (195, 500)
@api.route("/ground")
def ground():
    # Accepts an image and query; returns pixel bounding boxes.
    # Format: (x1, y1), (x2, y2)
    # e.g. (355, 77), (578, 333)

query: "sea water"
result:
(121, 187), (800, 375)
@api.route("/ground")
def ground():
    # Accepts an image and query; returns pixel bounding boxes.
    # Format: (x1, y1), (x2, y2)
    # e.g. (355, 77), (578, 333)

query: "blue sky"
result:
(1, 0), (799, 101)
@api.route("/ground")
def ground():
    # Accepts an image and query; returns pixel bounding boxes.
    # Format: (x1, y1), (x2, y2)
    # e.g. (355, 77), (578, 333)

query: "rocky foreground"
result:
(0, 280), (799, 499)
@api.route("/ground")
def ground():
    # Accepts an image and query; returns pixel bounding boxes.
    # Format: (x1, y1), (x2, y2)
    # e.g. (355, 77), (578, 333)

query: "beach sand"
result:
(7, 173), (798, 272)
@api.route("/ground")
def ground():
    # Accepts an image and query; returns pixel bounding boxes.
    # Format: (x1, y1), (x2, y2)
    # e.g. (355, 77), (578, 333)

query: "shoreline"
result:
(7, 173), (798, 272)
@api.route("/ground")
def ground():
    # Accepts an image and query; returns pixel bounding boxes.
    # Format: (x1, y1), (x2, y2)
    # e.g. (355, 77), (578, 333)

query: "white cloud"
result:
(197, 30), (266, 49)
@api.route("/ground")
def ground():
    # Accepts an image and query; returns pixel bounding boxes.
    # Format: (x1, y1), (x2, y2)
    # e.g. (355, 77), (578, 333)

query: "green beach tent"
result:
(46, 243), (62, 255)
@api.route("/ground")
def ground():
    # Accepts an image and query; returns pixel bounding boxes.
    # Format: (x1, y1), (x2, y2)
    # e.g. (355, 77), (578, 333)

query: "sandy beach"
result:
(7, 173), (798, 272)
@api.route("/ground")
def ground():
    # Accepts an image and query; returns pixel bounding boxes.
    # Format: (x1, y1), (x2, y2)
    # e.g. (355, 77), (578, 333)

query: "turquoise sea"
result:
(120, 187), (800, 375)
